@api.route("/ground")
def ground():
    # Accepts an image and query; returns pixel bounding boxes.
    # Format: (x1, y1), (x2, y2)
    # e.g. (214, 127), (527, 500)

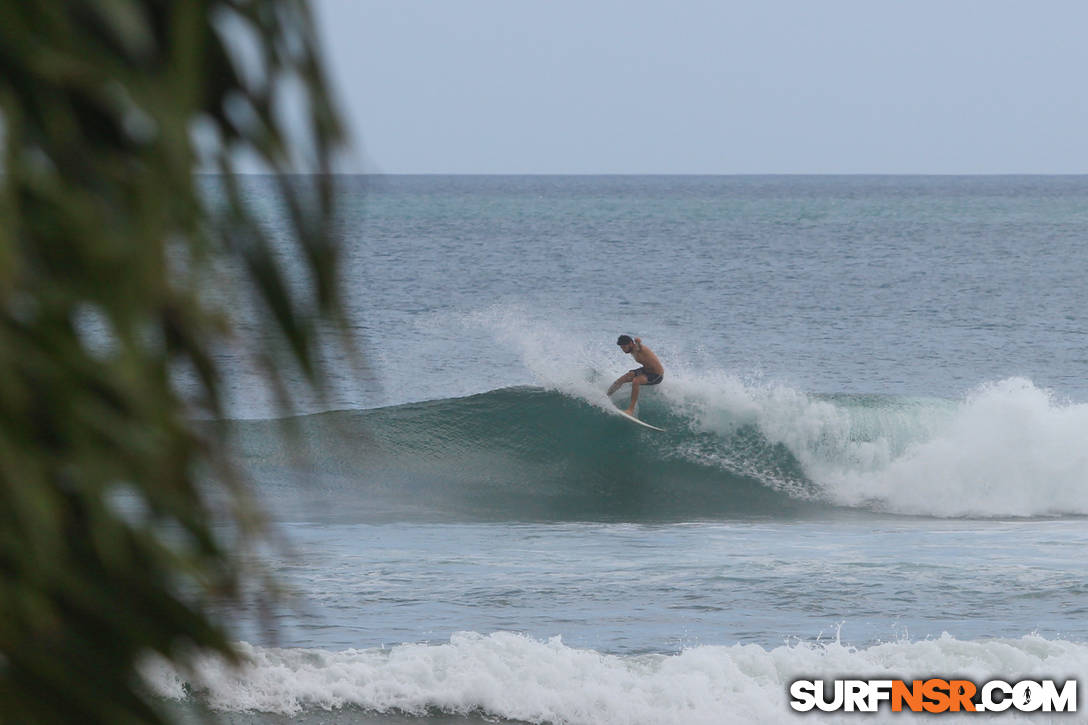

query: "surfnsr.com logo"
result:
(789, 678), (1077, 713)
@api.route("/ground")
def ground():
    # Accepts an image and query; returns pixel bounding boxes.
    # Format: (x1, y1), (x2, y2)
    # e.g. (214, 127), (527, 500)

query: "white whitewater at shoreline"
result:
(145, 631), (1087, 724)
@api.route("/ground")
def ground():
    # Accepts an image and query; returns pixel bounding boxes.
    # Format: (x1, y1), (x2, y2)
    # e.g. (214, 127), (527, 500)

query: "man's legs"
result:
(607, 371), (635, 396)
(625, 374), (648, 414)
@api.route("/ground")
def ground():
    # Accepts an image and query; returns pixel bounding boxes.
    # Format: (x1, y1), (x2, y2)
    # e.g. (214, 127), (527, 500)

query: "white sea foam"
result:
(144, 631), (1087, 723)
(819, 378), (1088, 516)
(670, 372), (1088, 517)
(459, 305), (636, 412)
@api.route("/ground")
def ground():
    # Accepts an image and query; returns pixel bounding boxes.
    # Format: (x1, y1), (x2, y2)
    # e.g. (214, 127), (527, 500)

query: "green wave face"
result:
(224, 387), (823, 523)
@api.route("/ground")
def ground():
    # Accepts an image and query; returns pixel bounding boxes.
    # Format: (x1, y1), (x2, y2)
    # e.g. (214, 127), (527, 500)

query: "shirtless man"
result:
(606, 335), (664, 415)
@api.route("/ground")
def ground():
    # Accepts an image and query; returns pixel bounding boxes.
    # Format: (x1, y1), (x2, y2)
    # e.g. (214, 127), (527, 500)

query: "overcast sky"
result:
(312, 0), (1088, 174)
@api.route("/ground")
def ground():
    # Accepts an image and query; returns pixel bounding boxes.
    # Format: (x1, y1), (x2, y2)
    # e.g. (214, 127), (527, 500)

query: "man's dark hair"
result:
(617, 335), (634, 346)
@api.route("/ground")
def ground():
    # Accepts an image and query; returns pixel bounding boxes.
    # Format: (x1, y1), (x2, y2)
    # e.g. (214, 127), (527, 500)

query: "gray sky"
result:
(313, 0), (1088, 174)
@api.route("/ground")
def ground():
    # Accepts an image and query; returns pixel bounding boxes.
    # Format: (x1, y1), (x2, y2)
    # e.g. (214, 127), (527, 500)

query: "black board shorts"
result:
(631, 367), (663, 386)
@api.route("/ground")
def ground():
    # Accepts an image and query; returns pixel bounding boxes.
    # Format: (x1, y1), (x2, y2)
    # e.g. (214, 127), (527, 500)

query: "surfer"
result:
(607, 335), (664, 415)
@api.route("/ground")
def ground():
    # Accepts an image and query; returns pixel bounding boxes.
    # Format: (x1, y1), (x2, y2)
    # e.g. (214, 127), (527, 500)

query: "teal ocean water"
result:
(152, 176), (1088, 723)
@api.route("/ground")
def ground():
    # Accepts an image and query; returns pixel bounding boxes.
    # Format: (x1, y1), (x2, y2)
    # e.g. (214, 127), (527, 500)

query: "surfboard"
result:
(616, 409), (665, 431)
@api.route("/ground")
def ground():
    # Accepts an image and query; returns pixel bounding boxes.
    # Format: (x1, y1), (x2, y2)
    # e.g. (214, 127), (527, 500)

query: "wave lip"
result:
(146, 631), (1088, 723)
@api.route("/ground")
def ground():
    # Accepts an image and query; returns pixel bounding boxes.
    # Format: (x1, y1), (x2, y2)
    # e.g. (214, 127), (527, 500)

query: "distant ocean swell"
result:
(229, 376), (1088, 521)
(145, 632), (1087, 724)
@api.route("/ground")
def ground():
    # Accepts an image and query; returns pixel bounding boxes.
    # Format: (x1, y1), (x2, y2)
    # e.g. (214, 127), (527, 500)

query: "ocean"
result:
(150, 176), (1088, 723)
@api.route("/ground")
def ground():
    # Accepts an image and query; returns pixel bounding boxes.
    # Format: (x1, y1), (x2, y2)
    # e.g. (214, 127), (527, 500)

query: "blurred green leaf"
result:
(0, 0), (350, 722)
